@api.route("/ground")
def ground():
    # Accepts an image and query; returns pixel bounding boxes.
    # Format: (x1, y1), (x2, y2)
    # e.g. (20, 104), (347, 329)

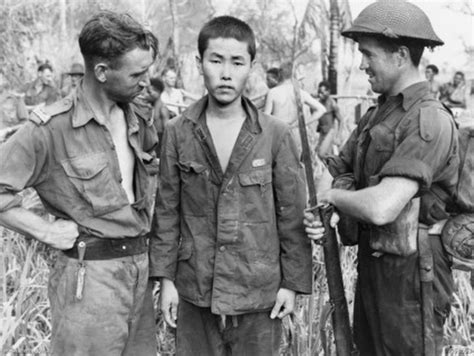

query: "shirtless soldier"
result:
(0, 11), (159, 355)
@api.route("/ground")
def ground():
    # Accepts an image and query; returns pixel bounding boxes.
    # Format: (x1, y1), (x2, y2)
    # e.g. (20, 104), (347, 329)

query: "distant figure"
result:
(264, 62), (326, 152)
(161, 67), (199, 117)
(316, 81), (342, 159)
(264, 62), (325, 126)
(0, 72), (28, 134)
(61, 62), (84, 97)
(440, 70), (469, 111)
(425, 64), (441, 99)
(23, 63), (61, 108)
(266, 67), (281, 89)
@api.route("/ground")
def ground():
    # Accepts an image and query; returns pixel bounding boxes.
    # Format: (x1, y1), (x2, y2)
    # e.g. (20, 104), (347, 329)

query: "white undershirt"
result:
(206, 114), (246, 172)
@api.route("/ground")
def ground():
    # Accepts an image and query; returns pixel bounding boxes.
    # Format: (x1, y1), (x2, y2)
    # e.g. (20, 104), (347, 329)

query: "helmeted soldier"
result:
(304, 2), (458, 355)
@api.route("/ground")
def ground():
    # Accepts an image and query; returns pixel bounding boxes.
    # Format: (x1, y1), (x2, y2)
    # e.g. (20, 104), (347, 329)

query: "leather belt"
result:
(63, 235), (148, 260)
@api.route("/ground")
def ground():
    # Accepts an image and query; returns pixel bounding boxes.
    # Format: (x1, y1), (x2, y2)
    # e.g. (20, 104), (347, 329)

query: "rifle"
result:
(292, 79), (357, 356)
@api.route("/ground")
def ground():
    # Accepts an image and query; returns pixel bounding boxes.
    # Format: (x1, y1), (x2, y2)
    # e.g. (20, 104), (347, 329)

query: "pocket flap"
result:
(370, 125), (394, 152)
(61, 153), (107, 179)
(177, 240), (193, 261)
(239, 167), (272, 186)
(178, 161), (207, 174)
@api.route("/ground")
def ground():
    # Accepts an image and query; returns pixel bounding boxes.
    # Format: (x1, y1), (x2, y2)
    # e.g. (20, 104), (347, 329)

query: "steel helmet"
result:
(342, 1), (443, 47)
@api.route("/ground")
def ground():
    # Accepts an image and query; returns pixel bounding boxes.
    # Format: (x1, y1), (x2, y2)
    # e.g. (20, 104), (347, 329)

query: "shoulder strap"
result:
(29, 97), (73, 125)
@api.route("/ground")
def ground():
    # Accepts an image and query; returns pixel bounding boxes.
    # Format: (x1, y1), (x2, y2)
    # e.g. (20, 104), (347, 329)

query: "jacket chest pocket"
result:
(366, 125), (395, 172)
(178, 161), (209, 216)
(238, 166), (273, 222)
(61, 153), (128, 216)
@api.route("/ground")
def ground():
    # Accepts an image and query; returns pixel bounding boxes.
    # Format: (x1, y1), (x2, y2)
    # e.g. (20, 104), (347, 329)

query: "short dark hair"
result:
(38, 63), (53, 73)
(454, 71), (465, 80)
(266, 67), (280, 77)
(318, 81), (331, 90)
(426, 64), (439, 75)
(266, 67), (280, 84)
(78, 11), (159, 69)
(198, 16), (256, 61)
(150, 76), (164, 92)
(369, 35), (425, 67)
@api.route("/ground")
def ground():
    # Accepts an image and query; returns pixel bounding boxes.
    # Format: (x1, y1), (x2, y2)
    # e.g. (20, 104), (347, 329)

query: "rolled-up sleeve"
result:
(378, 107), (457, 189)
(273, 128), (312, 294)
(149, 124), (180, 280)
(0, 123), (48, 212)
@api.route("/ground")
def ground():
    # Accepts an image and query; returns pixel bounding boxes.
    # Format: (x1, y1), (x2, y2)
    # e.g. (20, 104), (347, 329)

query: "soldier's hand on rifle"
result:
(160, 278), (179, 328)
(270, 288), (296, 319)
(304, 209), (339, 244)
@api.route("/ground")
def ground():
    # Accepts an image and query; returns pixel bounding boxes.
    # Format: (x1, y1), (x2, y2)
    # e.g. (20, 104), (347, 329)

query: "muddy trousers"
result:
(176, 299), (282, 356)
(48, 252), (156, 356)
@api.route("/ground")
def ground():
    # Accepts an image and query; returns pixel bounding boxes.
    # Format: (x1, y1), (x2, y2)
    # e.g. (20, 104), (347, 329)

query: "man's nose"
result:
(221, 62), (231, 80)
(139, 73), (150, 88)
(359, 56), (368, 71)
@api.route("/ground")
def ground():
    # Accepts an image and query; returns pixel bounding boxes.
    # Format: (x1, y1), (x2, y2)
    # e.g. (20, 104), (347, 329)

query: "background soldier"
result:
(305, 2), (458, 355)
(23, 63), (61, 109)
(61, 62), (85, 97)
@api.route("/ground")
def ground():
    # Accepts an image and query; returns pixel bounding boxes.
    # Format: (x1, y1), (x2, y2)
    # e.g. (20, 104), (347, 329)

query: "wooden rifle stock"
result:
(292, 79), (357, 356)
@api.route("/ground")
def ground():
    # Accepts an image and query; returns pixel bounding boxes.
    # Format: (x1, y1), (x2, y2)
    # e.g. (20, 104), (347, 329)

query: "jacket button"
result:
(219, 246), (226, 252)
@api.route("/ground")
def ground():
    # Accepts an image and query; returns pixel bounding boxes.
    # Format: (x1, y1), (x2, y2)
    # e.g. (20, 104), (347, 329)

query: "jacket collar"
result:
(71, 84), (139, 134)
(182, 95), (262, 134)
(377, 81), (430, 112)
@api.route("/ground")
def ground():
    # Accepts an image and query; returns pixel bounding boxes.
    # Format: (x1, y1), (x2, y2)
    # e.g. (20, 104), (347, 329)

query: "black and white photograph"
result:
(0, 0), (472, 355)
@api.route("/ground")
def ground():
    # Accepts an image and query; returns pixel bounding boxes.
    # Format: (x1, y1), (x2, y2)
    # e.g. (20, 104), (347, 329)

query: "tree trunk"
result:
(59, 0), (67, 43)
(328, 0), (339, 95)
(168, 0), (182, 86)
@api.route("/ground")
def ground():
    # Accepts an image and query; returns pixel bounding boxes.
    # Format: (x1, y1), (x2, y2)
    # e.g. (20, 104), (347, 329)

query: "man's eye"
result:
(234, 62), (244, 66)
(211, 60), (221, 64)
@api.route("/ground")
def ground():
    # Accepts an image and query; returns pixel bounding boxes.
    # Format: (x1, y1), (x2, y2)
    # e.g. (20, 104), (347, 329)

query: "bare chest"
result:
(207, 116), (245, 172)
(106, 111), (136, 203)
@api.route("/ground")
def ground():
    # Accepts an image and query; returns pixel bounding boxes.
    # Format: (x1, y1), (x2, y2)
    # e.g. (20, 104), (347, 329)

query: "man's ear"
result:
(397, 46), (410, 67)
(195, 55), (203, 75)
(94, 62), (108, 83)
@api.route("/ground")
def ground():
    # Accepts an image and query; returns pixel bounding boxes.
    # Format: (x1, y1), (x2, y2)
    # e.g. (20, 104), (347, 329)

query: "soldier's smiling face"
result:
(357, 36), (400, 95)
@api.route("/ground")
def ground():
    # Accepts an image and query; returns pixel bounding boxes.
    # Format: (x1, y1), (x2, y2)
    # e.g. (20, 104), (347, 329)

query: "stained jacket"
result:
(327, 82), (458, 355)
(150, 96), (312, 315)
(0, 85), (159, 238)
